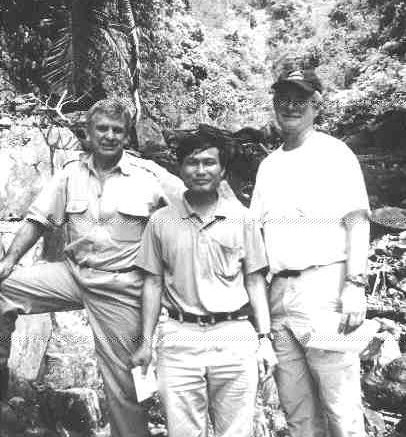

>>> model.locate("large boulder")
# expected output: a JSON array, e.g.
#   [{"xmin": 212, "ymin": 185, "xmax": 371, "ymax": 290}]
[
  {"xmin": 362, "ymin": 355, "xmax": 406, "ymax": 414},
  {"xmin": 0, "ymin": 123, "xmax": 80, "ymax": 219}
]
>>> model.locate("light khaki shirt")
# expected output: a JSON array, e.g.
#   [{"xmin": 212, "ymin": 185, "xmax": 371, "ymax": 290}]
[
  {"xmin": 135, "ymin": 194, "xmax": 268, "ymax": 314},
  {"xmin": 26, "ymin": 152, "xmax": 167, "ymax": 271}
]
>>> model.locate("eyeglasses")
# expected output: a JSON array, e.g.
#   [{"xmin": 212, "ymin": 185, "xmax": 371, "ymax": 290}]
[{"xmin": 274, "ymin": 98, "xmax": 311, "ymax": 109}]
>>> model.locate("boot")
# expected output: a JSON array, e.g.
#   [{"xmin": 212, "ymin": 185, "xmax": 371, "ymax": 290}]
[{"xmin": 0, "ymin": 365, "xmax": 9, "ymax": 401}]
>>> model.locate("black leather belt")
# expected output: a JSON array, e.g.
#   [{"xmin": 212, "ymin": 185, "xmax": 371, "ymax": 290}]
[
  {"xmin": 79, "ymin": 264, "xmax": 138, "ymax": 274},
  {"xmin": 166, "ymin": 304, "xmax": 250, "ymax": 326},
  {"xmin": 275, "ymin": 269, "xmax": 302, "ymax": 278},
  {"xmin": 113, "ymin": 266, "xmax": 138, "ymax": 273},
  {"xmin": 274, "ymin": 262, "xmax": 345, "ymax": 279}
]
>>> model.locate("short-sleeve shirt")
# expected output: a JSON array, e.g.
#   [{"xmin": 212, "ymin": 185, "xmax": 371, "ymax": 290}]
[
  {"xmin": 26, "ymin": 151, "xmax": 167, "ymax": 271},
  {"xmin": 135, "ymin": 195, "xmax": 268, "ymax": 314},
  {"xmin": 250, "ymin": 130, "xmax": 370, "ymax": 274}
]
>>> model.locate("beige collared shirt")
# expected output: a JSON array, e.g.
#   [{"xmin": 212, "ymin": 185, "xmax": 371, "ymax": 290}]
[
  {"xmin": 26, "ymin": 151, "xmax": 167, "ymax": 271},
  {"xmin": 135, "ymin": 195, "xmax": 268, "ymax": 314}
]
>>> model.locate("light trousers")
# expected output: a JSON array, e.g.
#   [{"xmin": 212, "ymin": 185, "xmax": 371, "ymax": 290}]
[
  {"xmin": 270, "ymin": 262, "xmax": 366, "ymax": 437},
  {"xmin": 156, "ymin": 318, "xmax": 259, "ymax": 437},
  {"xmin": 0, "ymin": 259, "xmax": 148, "ymax": 437}
]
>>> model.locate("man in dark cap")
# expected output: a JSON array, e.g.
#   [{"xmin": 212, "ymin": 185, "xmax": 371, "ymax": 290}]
[
  {"xmin": 251, "ymin": 69, "xmax": 370, "ymax": 437},
  {"xmin": 132, "ymin": 126, "xmax": 277, "ymax": 437}
]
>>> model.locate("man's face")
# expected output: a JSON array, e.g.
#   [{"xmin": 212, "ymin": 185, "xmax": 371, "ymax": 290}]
[
  {"xmin": 86, "ymin": 113, "xmax": 129, "ymax": 162},
  {"xmin": 273, "ymin": 86, "xmax": 318, "ymax": 135},
  {"xmin": 180, "ymin": 146, "xmax": 225, "ymax": 194}
]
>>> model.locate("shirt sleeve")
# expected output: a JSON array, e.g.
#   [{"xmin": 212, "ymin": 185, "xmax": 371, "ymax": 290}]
[
  {"xmin": 333, "ymin": 146, "xmax": 370, "ymax": 218},
  {"xmin": 25, "ymin": 169, "xmax": 68, "ymax": 227},
  {"xmin": 148, "ymin": 175, "xmax": 170, "ymax": 214},
  {"xmin": 134, "ymin": 213, "xmax": 164, "ymax": 275},
  {"xmin": 250, "ymin": 160, "xmax": 266, "ymax": 225},
  {"xmin": 242, "ymin": 212, "xmax": 269, "ymax": 275},
  {"xmin": 139, "ymin": 158, "xmax": 185, "ymax": 205}
]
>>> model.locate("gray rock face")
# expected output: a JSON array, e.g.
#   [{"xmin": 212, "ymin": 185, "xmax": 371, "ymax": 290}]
[
  {"xmin": 37, "ymin": 387, "xmax": 104, "ymax": 436},
  {"xmin": 0, "ymin": 116, "xmax": 128, "ymax": 434},
  {"xmin": 0, "ymin": 116, "xmax": 12, "ymax": 129},
  {"xmin": 9, "ymin": 315, "xmax": 52, "ymax": 382},
  {"xmin": 0, "ymin": 123, "xmax": 80, "ymax": 219}
]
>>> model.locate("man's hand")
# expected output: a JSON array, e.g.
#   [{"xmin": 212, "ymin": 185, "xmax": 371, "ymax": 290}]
[
  {"xmin": 257, "ymin": 337, "xmax": 278, "ymax": 380},
  {"xmin": 338, "ymin": 282, "xmax": 366, "ymax": 335},
  {"xmin": 0, "ymin": 259, "xmax": 15, "ymax": 283},
  {"xmin": 0, "ymin": 220, "xmax": 44, "ymax": 284},
  {"xmin": 131, "ymin": 343, "xmax": 153, "ymax": 375}
]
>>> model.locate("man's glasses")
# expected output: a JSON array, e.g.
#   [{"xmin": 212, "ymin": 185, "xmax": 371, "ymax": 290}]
[{"xmin": 274, "ymin": 98, "xmax": 311, "ymax": 109}]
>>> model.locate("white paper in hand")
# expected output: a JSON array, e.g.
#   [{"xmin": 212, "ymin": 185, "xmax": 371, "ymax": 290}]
[
  {"xmin": 131, "ymin": 366, "xmax": 158, "ymax": 402},
  {"xmin": 306, "ymin": 313, "xmax": 381, "ymax": 353}
]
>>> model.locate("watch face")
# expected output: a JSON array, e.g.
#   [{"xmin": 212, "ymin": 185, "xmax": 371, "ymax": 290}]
[{"xmin": 258, "ymin": 333, "xmax": 273, "ymax": 340}]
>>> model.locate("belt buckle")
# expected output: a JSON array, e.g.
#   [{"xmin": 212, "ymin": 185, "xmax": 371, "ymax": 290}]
[{"xmin": 197, "ymin": 316, "xmax": 208, "ymax": 327}]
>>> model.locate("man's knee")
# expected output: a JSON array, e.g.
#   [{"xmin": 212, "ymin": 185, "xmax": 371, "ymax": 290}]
[{"xmin": 0, "ymin": 276, "xmax": 21, "ymax": 328}]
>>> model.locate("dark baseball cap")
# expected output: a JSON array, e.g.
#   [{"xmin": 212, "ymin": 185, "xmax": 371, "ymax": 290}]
[{"xmin": 272, "ymin": 69, "xmax": 323, "ymax": 95}]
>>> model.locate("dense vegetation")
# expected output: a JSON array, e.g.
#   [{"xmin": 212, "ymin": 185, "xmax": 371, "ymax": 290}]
[
  {"xmin": 2, "ymin": 0, "xmax": 405, "ymax": 130},
  {"xmin": 1, "ymin": 0, "xmax": 406, "ymax": 205}
]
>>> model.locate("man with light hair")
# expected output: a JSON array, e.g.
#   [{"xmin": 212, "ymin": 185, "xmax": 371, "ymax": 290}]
[
  {"xmin": 0, "ymin": 98, "xmax": 183, "ymax": 437},
  {"xmin": 251, "ymin": 69, "xmax": 370, "ymax": 437}
]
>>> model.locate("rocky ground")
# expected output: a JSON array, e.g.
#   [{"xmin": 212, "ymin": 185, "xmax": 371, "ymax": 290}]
[
  {"xmin": 362, "ymin": 223, "xmax": 406, "ymax": 437},
  {"xmin": 2, "ymin": 96, "xmax": 406, "ymax": 436},
  {"xmin": 3, "ymin": 227, "xmax": 406, "ymax": 437},
  {"xmin": 0, "ymin": 98, "xmax": 287, "ymax": 436}
]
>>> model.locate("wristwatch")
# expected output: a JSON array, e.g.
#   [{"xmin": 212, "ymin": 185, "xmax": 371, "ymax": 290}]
[
  {"xmin": 258, "ymin": 332, "xmax": 274, "ymax": 341},
  {"xmin": 345, "ymin": 274, "xmax": 368, "ymax": 288}
]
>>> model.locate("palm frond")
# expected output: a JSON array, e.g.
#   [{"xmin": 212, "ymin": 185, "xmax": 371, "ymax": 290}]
[
  {"xmin": 44, "ymin": 0, "xmax": 114, "ymax": 97},
  {"xmin": 44, "ymin": 0, "xmax": 142, "ymax": 108},
  {"xmin": 99, "ymin": 27, "xmax": 132, "ymax": 78}
]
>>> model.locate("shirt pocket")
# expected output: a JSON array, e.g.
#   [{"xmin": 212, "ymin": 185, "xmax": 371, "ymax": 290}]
[
  {"xmin": 65, "ymin": 200, "xmax": 90, "ymax": 239},
  {"xmin": 111, "ymin": 204, "xmax": 150, "ymax": 242},
  {"xmin": 66, "ymin": 200, "xmax": 88, "ymax": 214},
  {"xmin": 209, "ymin": 236, "xmax": 244, "ymax": 281}
]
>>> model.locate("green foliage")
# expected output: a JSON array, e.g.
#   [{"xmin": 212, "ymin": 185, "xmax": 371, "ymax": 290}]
[
  {"xmin": 140, "ymin": 0, "xmax": 274, "ymax": 130},
  {"xmin": 0, "ymin": 0, "xmax": 165, "ymax": 101},
  {"xmin": 307, "ymin": 0, "xmax": 406, "ymax": 144},
  {"xmin": 368, "ymin": 0, "xmax": 406, "ymax": 49},
  {"xmin": 2, "ymin": 0, "xmax": 406, "ymax": 207},
  {"xmin": 266, "ymin": 0, "xmax": 314, "ymax": 43},
  {"xmin": 0, "ymin": 0, "xmax": 59, "ymax": 93}
]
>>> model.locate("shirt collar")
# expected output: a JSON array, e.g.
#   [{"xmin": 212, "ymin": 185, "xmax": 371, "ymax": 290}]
[
  {"xmin": 81, "ymin": 151, "xmax": 131, "ymax": 176},
  {"xmin": 179, "ymin": 192, "xmax": 230, "ymax": 219}
]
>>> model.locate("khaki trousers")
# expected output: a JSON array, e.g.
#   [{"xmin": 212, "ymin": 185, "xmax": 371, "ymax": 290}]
[
  {"xmin": 269, "ymin": 263, "xmax": 366, "ymax": 437},
  {"xmin": 156, "ymin": 318, "xmax": 259, "ymax": 437},
  {"xmin": 0, "ymin": 259, "xmax": 148, "ymax": 437}
]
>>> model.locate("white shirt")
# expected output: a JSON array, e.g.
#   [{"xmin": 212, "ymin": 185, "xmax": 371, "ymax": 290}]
[{"xmin": 250, "ymin": 130, "xmax": 369, "ymax": 273}]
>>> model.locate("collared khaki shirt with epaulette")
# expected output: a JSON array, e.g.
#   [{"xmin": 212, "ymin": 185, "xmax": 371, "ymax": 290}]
[
  {"xmin": 26, "ymin": 151, "xmax": 167, "ymax": 271},
  {"xmin": 135, "ymin": 195, "xmax": 268, "ymax": 315}
]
